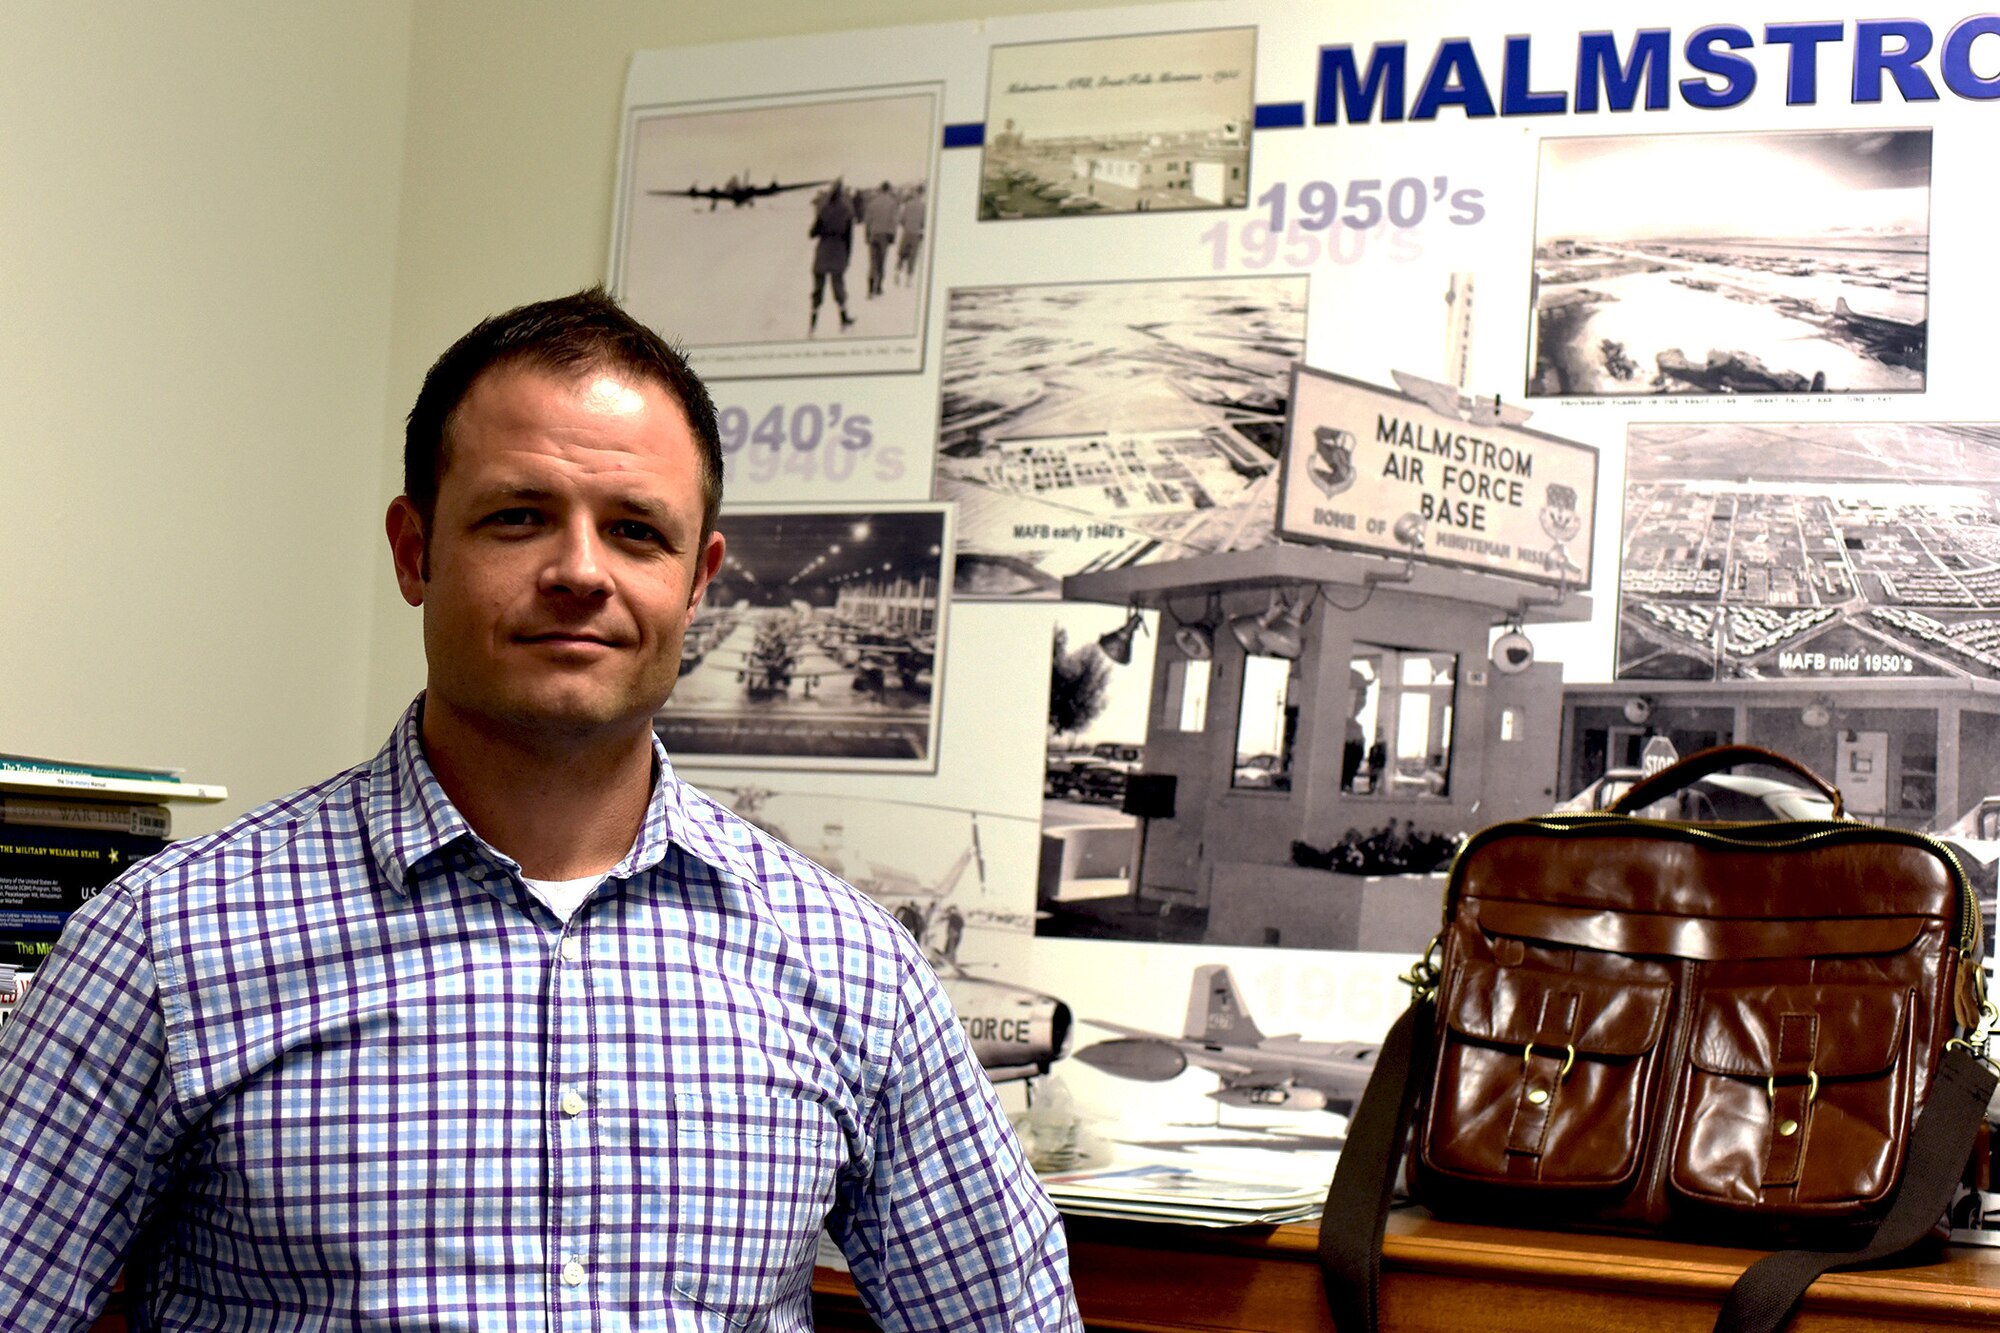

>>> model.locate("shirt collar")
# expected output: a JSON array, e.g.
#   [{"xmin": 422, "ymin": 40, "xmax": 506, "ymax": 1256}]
[{"xmin": 364, "ymin": 695, "xmax": 732, "ymax": 895}]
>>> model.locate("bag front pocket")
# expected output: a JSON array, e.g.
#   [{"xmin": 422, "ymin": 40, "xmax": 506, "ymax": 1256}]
[
  {"xmin": 1671, "ymin": 982, "xmax": 1913, "ymax": 1214},
  {"xmin": 1421, "ymin": 959, "xmax": 1671, "ymax": 1189}
]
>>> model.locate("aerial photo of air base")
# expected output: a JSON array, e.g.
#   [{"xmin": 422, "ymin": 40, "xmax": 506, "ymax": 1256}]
[
  {"xmin": 934, "ymin": 274, "xmax": 1307, "ymax": 597},
  {"xmin": 1528, "ymin": 129, "xmax": 1929, "ymax": 396},
  {"xmin": 1619, "ymin": 423, "xmax": 2000, "ymax": 681}
]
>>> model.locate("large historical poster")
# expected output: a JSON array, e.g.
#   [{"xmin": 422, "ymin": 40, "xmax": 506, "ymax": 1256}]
[{"xmin": 617, "ymin": 2, "xmax": 1999, "ymax": 1197}]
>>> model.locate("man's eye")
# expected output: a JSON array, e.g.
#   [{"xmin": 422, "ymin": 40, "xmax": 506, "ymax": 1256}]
[
  {"xmin": 611, "ymin": 521, "xmax": 665, "ymax": 545},
  {"xmin": 490, "ymin": 508, "xmax": 542, "ymax": 527}
]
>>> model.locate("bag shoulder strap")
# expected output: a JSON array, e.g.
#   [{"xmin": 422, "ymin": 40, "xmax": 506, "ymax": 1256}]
[
  {"xmin": 1713, "ymin": 1046, "xmax": 1997, "ymax": 1333},
  {"xmin": 1318, "ymin": 995, "xmax": 1432, "ymax": 1332}
]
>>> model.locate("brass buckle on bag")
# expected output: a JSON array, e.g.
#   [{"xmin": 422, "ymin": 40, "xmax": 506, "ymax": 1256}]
[
  {"xmin": 1400, "ymin": 936, "xmax": 1442, "ymax": 1003},
  {"xmin": 1947, "ymin": 1000, "xmax": 2000, "ymax": 1068},
  {"xmin": 1523, "ymin": 1042, "xmax": 1576, "ymax": 1080},
  {"xmin": 1765, "ymin": 1069, "xmax": 1819, "ymax": 1106},
  {"xmin": 1766, "ymin": 1069, "xmax": 1818, "ymax": 1139}
]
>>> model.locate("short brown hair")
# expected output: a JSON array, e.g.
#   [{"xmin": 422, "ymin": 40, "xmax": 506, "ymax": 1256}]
[{"xmin": 403, "ymin": 287, "xmax": 723, "ymax": 539}]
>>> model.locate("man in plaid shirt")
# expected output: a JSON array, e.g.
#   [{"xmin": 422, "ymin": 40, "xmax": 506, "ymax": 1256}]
[{"xmin": 0, "ymin": 290, "xmax": 1081, "ymax": 1331}]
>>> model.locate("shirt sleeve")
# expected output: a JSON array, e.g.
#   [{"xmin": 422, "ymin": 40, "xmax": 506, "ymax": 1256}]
[
  {"xmin": 827, "ymin": 959, "xmax": 1082, "ymax": 1332},
  {"xmin": 0, "ymin": 888, "xmax": 182, "ymax": 1332}
]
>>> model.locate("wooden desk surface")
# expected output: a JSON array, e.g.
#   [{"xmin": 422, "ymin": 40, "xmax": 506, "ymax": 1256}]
[
  {"xmin": 814, "ymin": 1210, "xmax": 2000, "ymax": 1332},
  {"xmin": 83, "ymin": 1212, "xmax": 2000, "ymax": 1331}
]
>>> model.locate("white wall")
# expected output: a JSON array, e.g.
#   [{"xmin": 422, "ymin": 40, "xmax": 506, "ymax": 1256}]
[{"xmin": 0, "ymin": 3, "xmax": 414, "ymax": 836}]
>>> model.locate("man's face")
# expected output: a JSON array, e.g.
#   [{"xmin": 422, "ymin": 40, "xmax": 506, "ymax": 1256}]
[{"xmin": 386, "ymin": 364, "xmax": 725, "ymax": 750}]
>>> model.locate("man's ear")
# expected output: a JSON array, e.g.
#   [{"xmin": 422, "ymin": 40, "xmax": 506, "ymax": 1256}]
[
  {"xmin": 688, "ymin": 530, "xmax": 726, "ymax": 612},
  {"xmin": 386, "ymin": 497, "xmax": 428, "ymax": 607}
]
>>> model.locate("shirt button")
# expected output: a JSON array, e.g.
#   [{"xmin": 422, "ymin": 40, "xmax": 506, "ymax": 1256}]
[
  {"xmin": 561, "ymin": 1259, "xmax": 586, "ymax": 1287},
  {"xmin": 560, "ymin": 938, "xmax": 582, "ymax": 962},
  {"xmin": 560, "ymin": 1089, "xmax": 586, "ymax": 1117}
]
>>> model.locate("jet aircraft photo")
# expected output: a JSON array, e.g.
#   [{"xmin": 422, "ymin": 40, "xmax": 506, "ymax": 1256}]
[{"xmin": 1076, "ymin": 965, "xmax": 1377, "ymax": 1116}]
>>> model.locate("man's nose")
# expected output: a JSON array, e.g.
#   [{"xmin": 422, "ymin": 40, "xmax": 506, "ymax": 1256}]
[{"xmin": 541, "ymin": 521, "xmax": 612, "ymax": 598}]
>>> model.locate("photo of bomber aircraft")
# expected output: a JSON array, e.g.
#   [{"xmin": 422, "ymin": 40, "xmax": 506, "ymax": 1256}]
[
  {"xmin": 1075, "ymin": 965, "xmax": 1378, "ymax": 1116},
  {"xmin": 649, "ymin": 173, "xmax": 830, "ymax": 209},
  {"xmin": 1832, "ymin": 297, "xmax": 1926, "ymax": 364}
]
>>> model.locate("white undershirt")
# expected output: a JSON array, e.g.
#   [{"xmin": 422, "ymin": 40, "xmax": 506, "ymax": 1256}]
[{"xmin": 521, "ymin": 873, "xmax": 603, "ymax": 924}]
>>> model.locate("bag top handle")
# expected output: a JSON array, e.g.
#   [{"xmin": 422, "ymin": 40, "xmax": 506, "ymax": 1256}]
[{"xmin": 1607, "ymin": 744, "xmax": 1845, "ymax": 819}]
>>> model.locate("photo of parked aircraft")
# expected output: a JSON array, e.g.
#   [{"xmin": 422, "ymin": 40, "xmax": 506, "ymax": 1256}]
[
  {"xmin": 695, "ymin": 605, "xmax": 846, "ymax": 700},
  {"xmin": 1527, "ymin": 129, "xmax": 1929, "ymax": 396},
  {"xmin": 649, "ymin": 172, "xmax": 830, "ymax": 209},
  {"xmin": 833, "ymin": 626, "xmax": 937, "ymax": 696},
  {"xmin": 687, "ymin": 602, "xmax": 940, "ymax": 702},
  {"xmin": 1075, "ymin": 965, "xmax": 1377, "ymax": 1116},
  {"xmin": 1831, "ymin": 297, "xmax": 1926, "ymax": 364},
  {"xmin": 657, "ymin": 503, "xmax": 951, "ymax": 768},
  {"xmin": 675, "ymin": 604, "xmax": 741, "ymax": 676}
]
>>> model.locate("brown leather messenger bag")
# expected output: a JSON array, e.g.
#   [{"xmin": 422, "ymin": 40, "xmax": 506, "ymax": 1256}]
[{"xmin": 1319, "ymin": 745, "xmax": 1999, "ymax": 1333}]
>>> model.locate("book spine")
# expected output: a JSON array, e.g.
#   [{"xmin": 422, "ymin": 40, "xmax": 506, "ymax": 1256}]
[
  {"xmin": 0, "ymin": 826, "xmax": 170, "ymax": 941},
  {"xmin": 0, "ymin": 755, "xmax": 181, "ymax": 782},
  {"xmin": 0, "ymin": 769, "xmax": 226, "ymax": 803},
  {"xmin": 0, "ymin": 968, "xmax": 26, "ymax": 1036},
  {"xmin": 0, "ymin": 939, "xmax": 55, "ymax": 970},
  {"xmin": 0, "ymin": 796, "xmax": 170, "ymax": 839}
]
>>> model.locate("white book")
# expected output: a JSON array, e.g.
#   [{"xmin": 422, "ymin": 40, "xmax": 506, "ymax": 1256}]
[{"xmin": 0, "ymin": 768, "xmax": 224, "ymax": 804}]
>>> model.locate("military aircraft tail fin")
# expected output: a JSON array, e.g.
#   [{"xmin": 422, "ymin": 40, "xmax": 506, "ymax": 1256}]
[
  {"xmin": 938, "ymin": 842, "xmax": 977, "ymax": 897},
  {"xmin": 1835, "ymin": 297, "xmax": 1853, "ymax": 318},
  {"xmin": 1182, "ymin": 965, "xmax": 1264, "ymax": 1044}
]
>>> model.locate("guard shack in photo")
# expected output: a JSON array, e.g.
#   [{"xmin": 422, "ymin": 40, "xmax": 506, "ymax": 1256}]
[{"xmin": 1061, "ymin": 544, "xmax": 1590, "ymax": 953}]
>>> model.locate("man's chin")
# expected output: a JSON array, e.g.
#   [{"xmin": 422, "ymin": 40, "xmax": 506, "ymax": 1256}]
[{"xmin": 485, "ymin": 692, "xmax": 666, "ymax": 746}]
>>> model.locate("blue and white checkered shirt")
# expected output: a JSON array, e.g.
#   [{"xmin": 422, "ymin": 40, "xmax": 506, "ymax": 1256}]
[{"xmin": 0, "ymin": 699, "xmax": 1080, "ymax": 1331}]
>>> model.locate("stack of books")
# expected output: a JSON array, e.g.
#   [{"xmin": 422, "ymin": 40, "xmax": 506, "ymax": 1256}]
[
  {"xmin": 0, "ymin": 752, "xmax": 225, "ymax": 1024},
  {"xmin": 1039, "ymin": 1163, "xmax": 1326, "ymax": 1228}
]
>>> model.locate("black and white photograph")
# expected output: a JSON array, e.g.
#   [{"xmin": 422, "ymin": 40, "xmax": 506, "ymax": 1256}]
[
  {"xmin": 979, "ymin": 26, "xmax": 1255, "ymax": 220},
  {"xmin": 613, "ymin": 85, "xmax": 939, "ymax": 379},
  {"xmin": 655, "ymin": 503, "xmax": 952, "ymax": 770},
  {"xmin": 1072, "ymin": 963, "xmax": 1376, "ymax": 1130},
  {"xmin": 1035, "ymin": 545, "xmax": 1552, "ymax": 954},
  {"xmin": 1619, "ymin": 421, "xmax": 2000, "ymax": 681},
  {"xmin": 1527, "ymin": 129, "xmax": 1930, "ymax": 397},
  {"xmin": 1004, "ymin": 957, "xmax": 1396, "ymax": 1189},
  {"xmin": 935, "ymin": 274, "xmax": 1308, "ymax": 598},
  {"xmin": 684, "ymin": 784, "xmax": 1067, "ymax": 1089},
  {"xmin": 1040, "ymin": 604, "xmax": 1157, "ymax": 933},
  {"xmin": 1030, "ymin": 961, "xmax": 1365, "ymax": 1189}
]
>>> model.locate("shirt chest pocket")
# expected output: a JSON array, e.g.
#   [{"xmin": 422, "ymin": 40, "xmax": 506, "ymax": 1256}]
[{"xmin": 664, "ymin": 1092, "xmax": 846, "ymax": 1328}]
